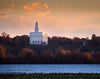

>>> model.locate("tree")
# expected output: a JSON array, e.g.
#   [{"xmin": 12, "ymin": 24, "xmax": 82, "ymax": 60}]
[
  {"xmin": 19, "ymin": 48, "xmax": 37, "ymax": 63},
  {"xmin": 0, "ymin": 45, "xmax": 6, "ymax": 58},
  {"xmin": 91, "ymin": 34, "xmax": 100, "ymax": 46},
  {"xmin": 40, "ymin": 49, "xmax": 55, "ymax": 64},
  {"xmin": 92, "ymin": 51, "xmax": 100, "ymax": 64},
  {"xmin": 92, "ymin": 34, "xmax": 96, "ymax": 40},
  {"xmin": 13, "ymin": 35, "xmax": 29, "ymax": 46},
  {"xmin": 19, "ymin": 48, "xmax": 37, "ymax": 57},
  {"xmin": 55, "ymin": 49, "xmax": 66, "ymax": 55}
]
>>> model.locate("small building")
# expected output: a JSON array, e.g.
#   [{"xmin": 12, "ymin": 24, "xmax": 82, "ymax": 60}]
[
  {"xmin": 30, "ymin": 22, "xmax": 48, "ymax": 45},
  {"xmin": 82, "ymin": 41, "xmax": 87, "ymax": 46}
]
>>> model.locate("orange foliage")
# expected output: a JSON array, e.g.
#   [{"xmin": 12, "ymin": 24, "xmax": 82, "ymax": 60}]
[
  {"xmin": 55, "ymin": 49, "xmax": 66, "ymax": 55},
  {"xmin": 91, "ymin": 51, "xmax": 94, "ymax": 54},
  {"xmin": 19, "ymin": 48, "xmax": 37, "ymax": 57},
  {"xmin": 84, "ymin": 52, "xmax": 92, "ymax": 61},
  {"xmin": 0, "ymin": 45, "xmax": 6, "ymax": 58},
  {"xmin": 74, "ymin": 48, "xmax": 80, "ymax": 54},
  {"xmin": 65, "ymin": 50, "xmax": 72, "ymax": 55},
  {"xmin": 41, "ymin": 49, "xmax": 55, "ymax": 58}
]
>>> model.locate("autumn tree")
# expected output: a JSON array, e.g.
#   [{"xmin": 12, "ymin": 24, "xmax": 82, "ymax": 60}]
[
  {"xmin": 19, "ymin": 48, "xmax": 37, "ymax": 63},
  {"xmin": 92, "ymin": 51, "xmax": 100, "ymax": 63},
  {"xmin": 0, "ymin": 45, "xmax": 6, "ymax": 58},
  {"xmin": 54, "ymin": 49, "xmax": 67, "ymax": 64},
  {"xmin": 55, "ymin": 49, "xmax": 66, "ymax": 55},
  {"xmin": 40, "ymin": 49, "xmax": 55, "ymax": 64}
]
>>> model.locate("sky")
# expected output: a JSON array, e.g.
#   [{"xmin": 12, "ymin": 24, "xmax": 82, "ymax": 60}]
[{"xmin": 0, "ymin": 0, "xmax": 100, "ymax": 38}]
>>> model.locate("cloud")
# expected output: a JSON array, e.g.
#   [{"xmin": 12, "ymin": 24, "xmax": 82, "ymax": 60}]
[
  {"xmin": 42, "ymin": 3, "xmax": 48, "ymax": 8},
  {"xmin": 25, "ymin": 12, "xmax": 33, "ymax": 15},
  {"xmin": 0, "ymin": 14, "xmax": 9, "ymax": 21},
  {"xmin": 23, "ymin": 3, "xmax": 29, "ymax": 9},
  {"xmin": 32, "ymin": 2, "xmax": 40, "ymax": 8},
  {"xmin": 4, "ymin": 15, "xmax": 9, "ymax": 19},
  {"xmin": 0, "ymin": 9, "xmax": 14, "ymax": 20},
  {"xmin": 11, "ymin": 4, "xmax": 15, "ymax": 7},
  {"xmin": 37, "ymin": 10, "xmax": 50, "ymax": 17},
  {"xmin": 0, "ymin": 9, "xmax": 14, "ymax": 19},
  {"xmin": 7, "ymin": 9, "xmax": 14, "ymax": 11},
  {"xmin": 0, "ymin": 12, "xmax": 9, "ymax": 16},
  {"xmin": 22, "ymin": 3, "xmax": 33, "ymax": 10},
  {"xmin": 22, "ymin": 2, "xmax": 48, "ymax": 10},
  {"xmin": 32, "ymin": 2, "xmax": 48, "ymax": 8},
  {"xmin": 20, "ymin": 16, "xmax": 24, "ymax": 20},
  {"xmin": 35, "ymin": 12, "xmax": 100, "ymax": 38},
  {"xmin": 0, "ymin": 8, "xmax": 3, "ymax": 10},
  {"xmin": 0, "ymin": 8, "xmax": 14, "ymax": 11},
  {"xmin": 0, "ymin": 14, "xmax": 8, "ymax": 16},
  {"xmin": 27, "ymin": 7, "xmax": 33, "ymax": 10}
]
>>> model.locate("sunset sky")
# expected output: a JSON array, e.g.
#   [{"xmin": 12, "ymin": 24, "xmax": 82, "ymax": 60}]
[{"xmin": 0, "ymin": 0, "xmax": 100, "ymax": 38}]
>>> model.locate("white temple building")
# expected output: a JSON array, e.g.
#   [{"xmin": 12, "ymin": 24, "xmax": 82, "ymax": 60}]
[{"xmin": 30, "ymin": 22, "xmax": 48, "ymax": 45}]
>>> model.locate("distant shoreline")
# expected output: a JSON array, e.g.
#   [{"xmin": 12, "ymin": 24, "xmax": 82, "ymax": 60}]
[
  {"xmin": 0, "ymin": 73, "xmax": 100, "ymax": 79},
  {"xmin": 0, "ymin": 63, "xmax": 100, "ymax": 64}
]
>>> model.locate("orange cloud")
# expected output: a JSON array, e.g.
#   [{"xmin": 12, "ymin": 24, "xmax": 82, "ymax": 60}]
[
  {"xmin": 0, "ymin": 14, "xmax": 9, "ymax": 21},
  {"xmin": 22, "ymin": 3, "xmax": 33, "ymax": 10},
  {"xmin": 32, "ymin": 2, "xmax": 40, "ymax": 8},
  {"xmin": 35, "ymin": 12, "xmax": 100, "ymax": 38},
  {"xmin": 22, "ymin": 2, "xmax": 48, "ymax": 9},
  {"xmin": 32, "ymin": 2, "xmax": 48, "ymax": 8},
  {"xmin": 25, "ymin": 12, "xmax": 33, "ymax": 15},
  {"xmin": 0, "ymin": 12, "xmax": 9, "ymax": 16},
  {"xmin": 20, "ymin": 16, "xmax": 24, "ymax": 20},
  {"xmin": 11, "ymin": 4, "xmax": 15, "ymax": 7},
  {"xmin": 3, "ymin": 15, "xmax": 9, "ymax": 19},
  {"xmin": 7, "ymin": 9, "xmax": 14, "ymax": 11},
  {"xmin": 42, "ymin": 3, "xmax": 48, "ymax": 8},
  {"xmin": 27, "ymin": 7, "xmax": 33, "ymax": 10},
  {"xmin": 37, "ymin": 10, "xmax": 50, "ymax": 17},
  {"xmin": 0, "ymin": 8, "xmax": 14, "ymax": 11},
  {"xmin": 0, "ymin": 13, "xmax": 8, "ymax": 16},
  {"xmin": 23, "ymin": 3, "xmax": 29, "ymax": 9}
]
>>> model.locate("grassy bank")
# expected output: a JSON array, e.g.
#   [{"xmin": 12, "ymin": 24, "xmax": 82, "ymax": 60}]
[{"xmin": 0, "ymin": 73, "xmax": 100, "ymax": 79}]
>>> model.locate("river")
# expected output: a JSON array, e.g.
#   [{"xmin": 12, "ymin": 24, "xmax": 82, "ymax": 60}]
[{"xmin": 0, "ymin": 64, "xmax": 100, "ymax": 73}]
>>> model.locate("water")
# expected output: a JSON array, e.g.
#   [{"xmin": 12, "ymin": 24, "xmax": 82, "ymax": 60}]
[{"xmin": 0, "ymin": 64, "xmax": 100, "ymax": 73}]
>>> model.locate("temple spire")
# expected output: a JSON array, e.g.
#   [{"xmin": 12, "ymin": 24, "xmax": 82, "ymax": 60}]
[{"xmin": 35, "ymin": 21, "xmax": 39, "ymax": 32}]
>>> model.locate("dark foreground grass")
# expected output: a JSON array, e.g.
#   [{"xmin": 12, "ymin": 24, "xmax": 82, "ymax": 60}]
[{"xmin": 0, "ymin": 73, "xmax": 100, "ymax": 79}]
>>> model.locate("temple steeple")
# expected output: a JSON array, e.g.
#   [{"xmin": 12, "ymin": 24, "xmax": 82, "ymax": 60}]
[
  {"xmin": 30, "ymin": 21, "xmax": 48, "ymax": 45},
  {"xmin": 35, "ymin": 22, "xmax": 39, "ymax": 32}
]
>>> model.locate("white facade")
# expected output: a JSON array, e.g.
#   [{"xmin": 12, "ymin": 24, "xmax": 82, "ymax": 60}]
[{"xmin": 30, "ymin": 22, "xmax": 48, "ymax": 45}]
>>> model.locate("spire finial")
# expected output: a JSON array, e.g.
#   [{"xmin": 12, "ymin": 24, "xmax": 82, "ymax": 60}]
[{"xmin": 35, "ymin": 21, "xmax": 39, "ymax": 32}]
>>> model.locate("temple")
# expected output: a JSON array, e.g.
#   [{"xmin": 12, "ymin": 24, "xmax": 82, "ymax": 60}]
[{"xmin": 30, "ymin": 22, "xmax": 48, "ymax": 45}]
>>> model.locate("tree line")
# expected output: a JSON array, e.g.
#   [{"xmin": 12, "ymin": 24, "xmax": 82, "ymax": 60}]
[{"xmin": 0, "ymin": 32, "xmax": 100, "ymax": 64}]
